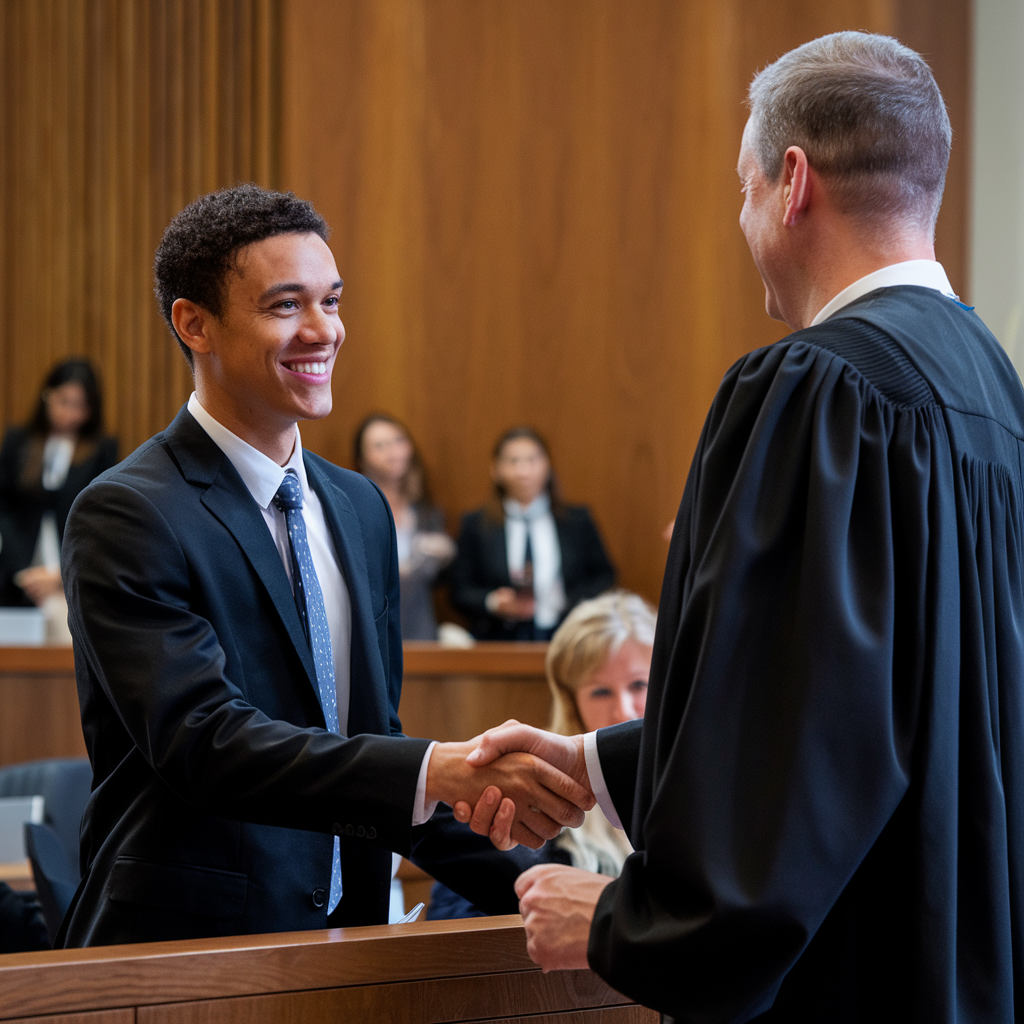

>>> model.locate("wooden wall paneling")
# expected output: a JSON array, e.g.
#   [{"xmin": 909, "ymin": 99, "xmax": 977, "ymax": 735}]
[
  {"xmin": 280, "ymin": 0, "xmax": 969, "ymax": 606},
  {"xmin": 4, "ymin": 1013, "xmax": 134, "ymax": 1024},
  {"xmin": 0, "ymin": 0, "xmax": 281, "ymax": 458}
]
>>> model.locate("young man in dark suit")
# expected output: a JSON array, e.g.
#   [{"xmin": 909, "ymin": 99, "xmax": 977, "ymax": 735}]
[
  {"xmin": 463, "ymin": 32, "xmax": 1024, "ymax": 1022},
  {"xmin": 58, "ymin": 185, "xmax": 590, "ymax": 947}
]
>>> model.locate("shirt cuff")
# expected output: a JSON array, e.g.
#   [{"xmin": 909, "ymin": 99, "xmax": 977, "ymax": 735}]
[
  {"xmin": 584, "ymin": 730, "xmax": 623, "ymax": 830},
  {"xmin": 413, "ymin": 740, "xmax": 439, "ymax": 825}
]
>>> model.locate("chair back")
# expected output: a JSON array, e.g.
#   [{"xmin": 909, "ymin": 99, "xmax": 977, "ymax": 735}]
[{"xmin": 23, "ymin": 821, "xmax": 78, "ymax": 946}]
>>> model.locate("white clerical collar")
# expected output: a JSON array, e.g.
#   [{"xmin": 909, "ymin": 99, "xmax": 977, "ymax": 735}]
[
  {"xmin": 503, "ymin": 493, "xmax": 551, "ymax": 521},
  {"xmin": 187, "ymin": 392, "xmax": 309, "ymax": 510},
  {"xmin": 810, "ymin": 260, "xmax": 958, "ymax": 327}
]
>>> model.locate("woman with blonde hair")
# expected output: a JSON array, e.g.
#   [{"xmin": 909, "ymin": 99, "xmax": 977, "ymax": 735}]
[{"xmin": 427, "ymin": 590, "xmax": 655, "ymax": 916}]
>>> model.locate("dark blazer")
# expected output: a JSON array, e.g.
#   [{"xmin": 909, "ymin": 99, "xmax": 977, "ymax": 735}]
[
  {"xmin": 0, "ymin": 426, "xmax": 118, "ymax": 606},
  {"xmin": 451, "ymin": 504, "xmax": 616, "ymax": 639},
  {"xmin": 58, "ymin": 406, "xmax": 529, "ymax": 948}
]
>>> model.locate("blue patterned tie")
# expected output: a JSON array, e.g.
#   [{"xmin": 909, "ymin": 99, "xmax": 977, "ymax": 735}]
[{"xmin": 273, "ymin": 470, "xmax": 343, "ymax": 915}]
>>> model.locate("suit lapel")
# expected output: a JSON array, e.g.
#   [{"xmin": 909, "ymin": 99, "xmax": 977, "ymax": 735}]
[
  {"xmin": 164, "ymin": 408, "xmax": 319, "ymax": 699},
  {"xmin": 305, "ymin": 457, "xmax": 390, "ymax": 737}
]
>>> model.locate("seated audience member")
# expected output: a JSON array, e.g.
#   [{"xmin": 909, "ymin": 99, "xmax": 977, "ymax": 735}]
[
  {"xmin": 451, "ymin": 427, "xmax": 615, "ymax": 640},
  {"xmin": 353, "ymin": 414, "xmax": 455, "ymax": 640},
  {"xmin": 0, "ymin": 359, "xmax": 118, "ymax": 610},
  {"xmin": 428, "ymin": 590, "xmax": 654, "ymax": 918}
]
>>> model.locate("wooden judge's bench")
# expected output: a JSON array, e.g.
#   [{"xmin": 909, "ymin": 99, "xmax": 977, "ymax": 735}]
[
  {"xmin": 0, "ymin": 644, "xmax": 661, "ymax": 1021},
  {"xmin": 0, "ymin": 916, "xmax": 656, "ymax": 1023}
]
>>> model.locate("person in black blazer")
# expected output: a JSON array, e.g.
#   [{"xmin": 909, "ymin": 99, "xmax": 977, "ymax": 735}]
[
  {"xmin": 0, "ymin": 359, "xmax": 117, "ymax": 607},
  {"xmin": 451, "ymin": 427, "xmax": 615, "ymax": 640},
  {"xmin": 57, "ymin": 186, "xmax": 588, "ymax": 947}
]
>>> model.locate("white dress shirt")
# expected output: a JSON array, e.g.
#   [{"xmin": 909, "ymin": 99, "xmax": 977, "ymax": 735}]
[
  {"xmin": 503, "ymin": 494, "xmax": 567, "ymax": 629},
  {"xmin": 187, "ymin": 395, "xmax": 436, "ymax": 842},
  {"xmin": 585, "ymin": 260, "xmax": 959, "ymax": 831}
]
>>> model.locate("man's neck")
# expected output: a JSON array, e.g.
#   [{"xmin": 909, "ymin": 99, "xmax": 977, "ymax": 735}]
[
  {"xmin": 784, "ymin": 219, "xmax": 936, "ymax": 331},
  {"xmin": 193, "ymin": 386, "xmax": 297, "ymax": 466}
]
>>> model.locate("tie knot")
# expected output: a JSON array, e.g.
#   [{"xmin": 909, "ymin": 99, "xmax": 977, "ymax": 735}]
[{"xmin": 273, "ymin": 471, "xmax": 303, "ymax": 512}]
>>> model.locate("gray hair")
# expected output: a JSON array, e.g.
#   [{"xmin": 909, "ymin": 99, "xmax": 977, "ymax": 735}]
[{"xmin": 747, "ymin": 32, "xmax": 951, "ymax": 230}]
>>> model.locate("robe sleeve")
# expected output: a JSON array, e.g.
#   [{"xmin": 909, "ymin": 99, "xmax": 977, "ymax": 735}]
[{"xmin": 588, "ymin": 336, "xmax": 940, "ymax": 1021}]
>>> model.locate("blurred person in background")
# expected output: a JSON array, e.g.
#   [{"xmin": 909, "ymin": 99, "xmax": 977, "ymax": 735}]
[
  {"xmin": 429, "ymin": 590, "xmax": 654, "ymax": 917},
  {"xmin": 353, "ymin": 414, "xmax": 455, "ymax": 640},
  {"xmin": 0, "ymin": 358, "xmax": 118, "ymax": 618},
  {"xmin": 451, "ymin": 427, "xmax": 615, "ymax": 640}
]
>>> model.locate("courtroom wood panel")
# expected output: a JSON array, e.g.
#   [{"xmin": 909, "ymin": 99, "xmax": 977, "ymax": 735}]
[
  {"xmin": 0, "ymin": 917, "xmax": 638, "ymax": 1021},
  {"xmin": 399, "ymin": 642, "xmax": 551, "ymax": 740},
  {"xmin": 281, "ymin": 0, "xmax": 971, "ymax": 609},
  {"xmin": 5, "ymin": 1014, "xmax": 133, "ymax": 1024},
  {"xmin": 137, "ymin": 968, "xmax": 631, "ymax": 1024},
  {"xmin": 0, "ymin": 0, "xmax": 278, "ymax": 456},
  {"xmin": 0, "ymin": 674, "xmax": 86, "ymax": 765},
  {"xmin": 4, "ymin": 1013, "xmax": 133, "ymax": 1024}
]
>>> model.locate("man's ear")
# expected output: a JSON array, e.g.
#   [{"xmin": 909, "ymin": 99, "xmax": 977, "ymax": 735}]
[
  {"xmin": 781, "ymin": 146, "xmax": 811, "ymax": 227},
  {"xmin": 171, "ymin": 297, "xmax": 215, "ymax": 357}
]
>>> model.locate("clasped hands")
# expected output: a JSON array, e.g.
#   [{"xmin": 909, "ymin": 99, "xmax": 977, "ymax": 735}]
[{"xmin": 425, "ymin": 720, "xmax": 613, "ymax": 971}]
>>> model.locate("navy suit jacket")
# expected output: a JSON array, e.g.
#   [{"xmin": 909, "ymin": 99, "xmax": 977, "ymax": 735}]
[{"xmin": 58, "ymin": 407, "xmax": 527, "ymax": 947}]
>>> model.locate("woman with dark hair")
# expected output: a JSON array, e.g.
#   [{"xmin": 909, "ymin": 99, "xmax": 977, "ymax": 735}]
[
  {"xmin": 353, "ymin": 414, "xmax": 455, "ymax": 640},
  {"xmin": 450, "ymin": 426, "xmax": 615, "ymax": 640},
  {"xmin": 0, "ymin": 358, "xmax": 118, "ymax": 609}
]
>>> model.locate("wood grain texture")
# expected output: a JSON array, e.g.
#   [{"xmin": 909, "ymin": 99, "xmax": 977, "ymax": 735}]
[
  {"xmin": 0, "ymin": 917, "xmax": 546, "ymax": 1020},
  {"xmin": 0, "ymin": 674, "xmax": 86, "ymax": 766},
  {"xmin": 137, "ymin": 968, "xmax": 630, "ymax": 1024},
  {"xmin": 0, "ymin": 0, "xmax": 279, "ymax": 459},
  {"xmin": 0, "ymin": 1, "xmax": 969, "ymax": 608},
  {"xmin": 280, "ymin": 0, "xmax": 971, "ymax": 607},
  {"xmin": 3, "ymin": 1013, "xmax": 133, "ymax": 1024}
]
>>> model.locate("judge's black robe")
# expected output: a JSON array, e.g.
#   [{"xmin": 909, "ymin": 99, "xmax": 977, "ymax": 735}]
[{"xmin": 588, "ymin": 286, "xmax": 1024, "ymax": 1022}]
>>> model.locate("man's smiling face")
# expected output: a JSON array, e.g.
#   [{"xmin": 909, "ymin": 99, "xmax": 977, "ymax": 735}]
[{"xmin": 198, "ymin": 231, "xmax": 345, "ymax": 446}]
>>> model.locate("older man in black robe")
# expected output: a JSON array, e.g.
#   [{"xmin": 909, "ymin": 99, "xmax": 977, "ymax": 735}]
[{"xmin": 461, "ymin": 30, "xmax": 1024, "ymax": 1023}]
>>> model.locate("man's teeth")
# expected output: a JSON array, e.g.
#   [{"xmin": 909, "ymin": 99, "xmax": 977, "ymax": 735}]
[{"xmin": 286, "ymin": 362, "xmax": 327, "ymax": 374}]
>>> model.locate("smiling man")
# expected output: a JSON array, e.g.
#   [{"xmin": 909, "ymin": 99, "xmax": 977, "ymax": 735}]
[{"xmin": 56, "ymin": 185, "xmax": 590, "ymax": 946}]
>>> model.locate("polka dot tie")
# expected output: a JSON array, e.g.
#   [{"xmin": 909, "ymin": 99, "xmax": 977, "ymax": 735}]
[{"xmin": 273, "ymin": 470, "xmax": 342, "ymax": 915}]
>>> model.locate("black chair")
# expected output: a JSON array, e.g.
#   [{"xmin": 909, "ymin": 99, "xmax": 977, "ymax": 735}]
[
  {"xmin": 23, "ymin": 822, "xmax": 78, "ymax": 945},
  {"xmin": 0, "ymin": 758, "xmax": 91, "ymax": 866}
]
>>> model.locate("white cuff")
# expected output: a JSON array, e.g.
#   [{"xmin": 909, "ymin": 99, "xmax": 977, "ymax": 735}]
[
  {"xmin": 583, "ymin": 730, "xmax": 623, "ymax": 830},
  {"xmin": 412, "ymin": 740, "xmax": 439, "ymax": 825}
]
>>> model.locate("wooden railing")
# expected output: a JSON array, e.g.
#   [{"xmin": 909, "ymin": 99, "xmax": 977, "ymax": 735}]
[
  {"xmin": 0, "ymin": 642, "xmax": 552, "ymax": 767},
  {"xmin": 0, "ymin": 915, "xmax": 656, "ymax": 1023}
]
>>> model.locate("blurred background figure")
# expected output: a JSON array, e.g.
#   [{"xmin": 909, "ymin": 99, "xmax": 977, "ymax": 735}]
[
  {"xmin": 451, "ymin": 426, "xmax": 615, "ymax": 640},
  {"xmin": 0, "ymin": 359, "xmax": 117, "ymax": 632},
  {"xmin": 428, "ymin": 589, "xmax": 655, "ymax": 917},
  {"xmin": 354, "ymin": 414, "xmax": 456, "ymax": 640}
]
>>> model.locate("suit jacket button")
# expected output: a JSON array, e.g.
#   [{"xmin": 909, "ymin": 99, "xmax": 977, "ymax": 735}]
[
  {"xmin": 345, "ymin": 824, "xmax": 355, "ymax": 836},
  {"xmin": 367, "ymin": 827, "xmax": 377, "ymax": 840},
  {"xmin": 311, "ymin": 888, "xmax": 327, "ymax": 909},
  {"xmin": 356, "ymin": 825, "xmax": 366, "ymax": 838}
]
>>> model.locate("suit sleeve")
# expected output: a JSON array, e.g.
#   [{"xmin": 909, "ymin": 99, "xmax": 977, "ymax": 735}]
[
  {"xmin": 63, "ymin": 478, "xmax": 429, "ymax": 855},
  {"xmin": 563, "ymin": 507, "xmax": 616, "ymax": 608},
  {"xmin": 587, "ymin": 340, "xmax": 930, "ymax": 1020},
  {"xmin": 450, "ymin": 512, "xmax": 496, "ymax": 615}
]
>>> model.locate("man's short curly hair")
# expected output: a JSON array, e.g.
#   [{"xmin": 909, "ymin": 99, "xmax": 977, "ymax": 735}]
[{"xmin": 153, "ymin": 184, "xmax": 330, "ymax": 367}]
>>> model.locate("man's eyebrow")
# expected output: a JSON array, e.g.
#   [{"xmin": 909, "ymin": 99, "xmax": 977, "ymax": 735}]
[{"xmin": 258, "ymin": 279, "xmax": 344, "ymax": 302}]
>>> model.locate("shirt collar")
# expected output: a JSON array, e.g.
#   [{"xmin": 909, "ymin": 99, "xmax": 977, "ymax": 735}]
[
  {"xmin": 503, "ymin": 493, "xmax": 551, "ymax": 521},
  {"xmin": 187, "ymin": 392, "xmax": 309, "ymax": 509},
  {"xmin": 810, "ymin": 260, "xmax": 958, "ymax": 327}
]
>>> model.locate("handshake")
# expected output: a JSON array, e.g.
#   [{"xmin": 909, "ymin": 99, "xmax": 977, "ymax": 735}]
[{"xmin": 425, "ymin": 721, "xmax": 593, "ymax": 850}]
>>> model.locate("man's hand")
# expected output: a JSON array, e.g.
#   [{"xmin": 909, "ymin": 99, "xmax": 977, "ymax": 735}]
[
  {"xmin": 426, "ymin": 738, "xmax": 593, "ymax": 849},
  {"xmin": 452, "ymin": 721, "xmax": 592, "ymax": 847},
  {"xmin": 515, "ymin": 863, "xmax": 612, "ymax": 971}
]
